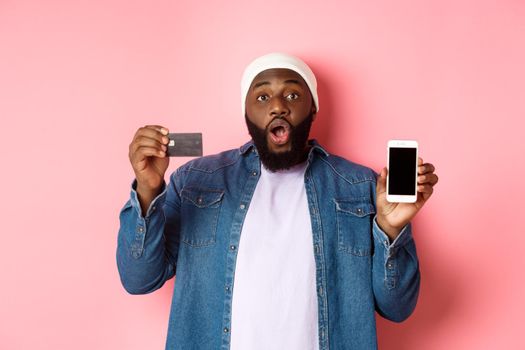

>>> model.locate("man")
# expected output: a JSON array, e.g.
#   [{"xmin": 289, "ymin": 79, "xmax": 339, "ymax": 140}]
[{"xmin": 117, "ymin": 53, "xmax": 438, "ymax": 349}]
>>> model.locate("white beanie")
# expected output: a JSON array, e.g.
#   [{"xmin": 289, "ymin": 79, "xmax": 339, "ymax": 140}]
[{"xmin": 241, "ymin": 52, "xmax": 319, "ymax": 116}]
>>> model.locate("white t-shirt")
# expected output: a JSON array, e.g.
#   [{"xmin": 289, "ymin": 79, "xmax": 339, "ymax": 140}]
[{"xmin": 230, "ymin": 161, "xmax": 319, "ymax": 350}]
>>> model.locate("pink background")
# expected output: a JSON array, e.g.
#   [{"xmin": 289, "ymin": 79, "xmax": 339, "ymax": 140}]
[{"xmin": 1, "ymin": 0, "xmax": 524, "ymax": 349}]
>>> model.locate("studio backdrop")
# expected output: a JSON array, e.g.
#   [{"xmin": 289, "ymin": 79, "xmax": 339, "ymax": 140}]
[{"xmin": 0, "ymin": 0, "xmax": 523, "ymax": 349}]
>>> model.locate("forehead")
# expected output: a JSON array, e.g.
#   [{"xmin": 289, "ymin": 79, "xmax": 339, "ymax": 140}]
[{"xmin": 250, "ymin": 68, "xmax": 308, "ymax": 88}]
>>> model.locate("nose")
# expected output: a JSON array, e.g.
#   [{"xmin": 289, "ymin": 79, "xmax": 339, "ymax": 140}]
[{"xmin": 269, "ymin": 96, "xmax": 290, "ymax": 118}]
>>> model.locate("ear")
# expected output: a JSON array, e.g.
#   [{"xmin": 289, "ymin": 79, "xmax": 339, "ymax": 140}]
[{"xmin": 311, "ymin": 105, "xmax": 317, "ymax": 121}]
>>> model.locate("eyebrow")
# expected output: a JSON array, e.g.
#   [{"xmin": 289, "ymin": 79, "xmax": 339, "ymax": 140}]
[{"xmin": 252, "ymin": 79, "xmax": 303, "ymax": 90}]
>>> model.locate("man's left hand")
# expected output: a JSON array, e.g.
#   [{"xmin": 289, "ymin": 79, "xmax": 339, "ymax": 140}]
[{"xmin": 375, "ymin": 158, "xmax": 439, "ymax": 241}]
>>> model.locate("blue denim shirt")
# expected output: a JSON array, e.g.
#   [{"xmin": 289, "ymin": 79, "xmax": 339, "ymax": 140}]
[{"xmin": 116, "ymin": 140, "xmax": 420, "ymax": 350}]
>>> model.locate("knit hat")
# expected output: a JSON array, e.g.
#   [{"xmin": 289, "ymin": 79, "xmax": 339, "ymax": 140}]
[{"xmin": 241, "ymin": 52, "xmax": 319, "ymax": 116}]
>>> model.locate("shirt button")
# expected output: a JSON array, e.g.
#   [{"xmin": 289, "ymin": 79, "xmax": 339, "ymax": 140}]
[
  {"xmin": 230, "ymin": 245, "xmax": 236, "ymax": 251},
  {"xmin": 240, "ymin": 204, "xmax": 245, "ymax": 210},
  {"xmin": 197, "ymin": 197, "xmax": 203, "ymax": 204},
  {"xmin": 387, "ymin": 262, "xmax": 393, "ymax": 269},
  {"xmin": 223, "ymin": 327, "xmax": 229, "ymax": 333},
  {"xmin": 252, "ymin": 171, "xmax": 257, "ymax": 176},
  {"xmin": 357, "ymin": 208, "xmax": 363, "ymax": 213},
  {"xmin": 225, "ymin": 285, "xmax": 230, "ymax": 292},
  {"xmin": 137, "ymin": 226, "xmax": 144, "ymax": 233}
]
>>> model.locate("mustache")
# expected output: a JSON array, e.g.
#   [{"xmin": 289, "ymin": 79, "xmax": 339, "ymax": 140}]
[{"xmin": 245, "ymin": 112, "xmax": 314, "ymax": 171}]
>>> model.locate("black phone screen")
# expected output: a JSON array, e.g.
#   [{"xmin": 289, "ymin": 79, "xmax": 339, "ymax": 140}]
[{"xmin": 388, "ymin": 147, "xmax": 417, "ymax": 195}]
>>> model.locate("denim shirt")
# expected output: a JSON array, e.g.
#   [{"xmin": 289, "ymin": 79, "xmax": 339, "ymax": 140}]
[{"xmin": 116, "ymin": 140, "xmax": 420, "ymax": 350}]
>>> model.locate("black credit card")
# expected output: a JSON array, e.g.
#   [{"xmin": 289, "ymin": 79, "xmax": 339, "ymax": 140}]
[{"xmin": 166, "ymin": 133, "xmax": 203, "ymax": 157}]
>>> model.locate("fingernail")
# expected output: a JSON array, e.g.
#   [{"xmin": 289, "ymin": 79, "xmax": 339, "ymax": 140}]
[{"xmin": 161, "ymin": 128, "xmax": 169, "ymax": 135}]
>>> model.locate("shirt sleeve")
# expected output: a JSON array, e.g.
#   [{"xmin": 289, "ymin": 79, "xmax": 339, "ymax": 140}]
[
  {"xmin": 116, "ymin": 175, "xmax": 181, "ymax": 294},
  {"xmin": 371, "ymin": 215, "xmax": 420, "ymax": 322}
]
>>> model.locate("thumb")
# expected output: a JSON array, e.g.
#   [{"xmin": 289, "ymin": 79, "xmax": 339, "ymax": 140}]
[{"xmin": 376, "ymin": 167, "xmax": 387, "ymax": 195}]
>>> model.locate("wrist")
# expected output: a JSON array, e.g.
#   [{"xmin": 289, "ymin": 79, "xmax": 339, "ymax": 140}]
[
  {"xmin": 136, "ymin": 182, "xmax": 164, "ymax": 216},
  {"xmin": 137, "ymin": 186, "xmax": 160, "ymax": 200},
  {"xmin": 136, "ymin": 180, "xmax": 164, "ymax": 199},
  {"xmin": 376, "ymin": 215, "xmax": 402, "ymax": 241}
]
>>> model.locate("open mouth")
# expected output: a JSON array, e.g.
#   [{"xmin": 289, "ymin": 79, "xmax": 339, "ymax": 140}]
[{"xmin": 267, "ymin": 118, "xmax": 291, "ymax": 145}]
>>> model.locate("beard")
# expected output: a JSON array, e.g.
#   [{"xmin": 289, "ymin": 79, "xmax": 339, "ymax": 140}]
[{"xmin": 245, "ymin": 112, "xmax": 314, "ymax": 172}]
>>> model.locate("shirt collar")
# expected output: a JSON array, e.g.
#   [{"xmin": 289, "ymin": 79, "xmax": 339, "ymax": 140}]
[{"xmin": 239, "ymin": 140, "xmax": 255, "ymax": 155}]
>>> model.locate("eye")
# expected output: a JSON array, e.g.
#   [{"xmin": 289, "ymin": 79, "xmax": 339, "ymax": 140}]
[
  {"xmin": 286, "ymin": 93, "xmax": 299, "ymax": 101},
  {"xmin": 256, "ymin": 95, "xmax": 269, "ymax": 102}
]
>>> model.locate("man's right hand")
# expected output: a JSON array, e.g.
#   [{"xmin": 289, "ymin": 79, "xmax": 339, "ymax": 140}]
[{"xmin": 128, "ymin": 125, "xmax": 170, "ymax": 215}]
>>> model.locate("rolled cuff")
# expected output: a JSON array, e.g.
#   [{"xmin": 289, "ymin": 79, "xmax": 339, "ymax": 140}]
[
  {"xmin": 129, "ymin": 179, "xmax": 167, "ymax": 219},
  {"xmin": 372, "ymin": 215, "xmax": 413, "ymax": 252}
]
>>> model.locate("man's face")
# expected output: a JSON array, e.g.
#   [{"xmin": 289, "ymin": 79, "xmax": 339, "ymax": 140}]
[{"xmin": 245, "ymin": 68, "xmax": 317, "ymax": 171}]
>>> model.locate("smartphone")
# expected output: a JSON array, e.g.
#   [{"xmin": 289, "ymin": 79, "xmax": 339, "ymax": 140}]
[
  {"xmin": 386, "ymin": 140, "xmax": 418, "ymax": 203},
  {"xmin": 166, "ymin": 133, "xmax": 203, "ymax": 157}
]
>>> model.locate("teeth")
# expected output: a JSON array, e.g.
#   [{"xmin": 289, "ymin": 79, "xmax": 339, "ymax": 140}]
[{"xmin": 268, "ymin": 119, "xmax": 290, "ymax": 142}]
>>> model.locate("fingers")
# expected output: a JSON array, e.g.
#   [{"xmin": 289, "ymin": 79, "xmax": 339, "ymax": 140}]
[
  {"xmin": 415, "ymin": 157, "xmax": 438, "ymax": 201},
  {"xmin": 145, "ymin": 125, "xmax": 169, "ymax": 135},
  {"xmin": 417, "ymin": 183, "xmax": 434, "ymax": 201},
  {"xmin": 135, "ymin": 146, "xmax": 166, "ymax": 158},
  {"xmin": 417, "ymin": 173, "xmax": 439, "ymax": 186},
  {"xmin": 129, "ymin": 125, "xmax": 170, "ymax": 162},
  {"xmin": 132, "ymin": 125, "xmax": 169, "ymax": 144},
  {"xmin": 144, "ymin": 125, "xmax": 169, "ymax": 135},
  {"xmin": 418, "ymin": 162, "xmax": 436, "ymax": 175},
  {"xmin": 130, "ymin": 135, "xmax": 167, "ymax": 154},
  {"xmin": 417, "ymin": 183, "xmax": 434, "ymax": 195},
  {"xmin": 376, "ymin": 167, "xmax": 387, "ymax": 195},
  {"xmin": 130, "ymin": 145, "xmax": 166, "ymax": 165},
  {"xmin": 416, "ymin": 158, "xmax": 437, "ymax": 201}
]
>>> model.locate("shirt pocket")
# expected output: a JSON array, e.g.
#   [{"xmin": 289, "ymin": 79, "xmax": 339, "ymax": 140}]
[
  {"xmin": 180, "ymin": 187, "xmax": 225, "ymax": 247},
  {"xmin": 335, "ymin": 197, "xmax": 375, "ymax": 256}
]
